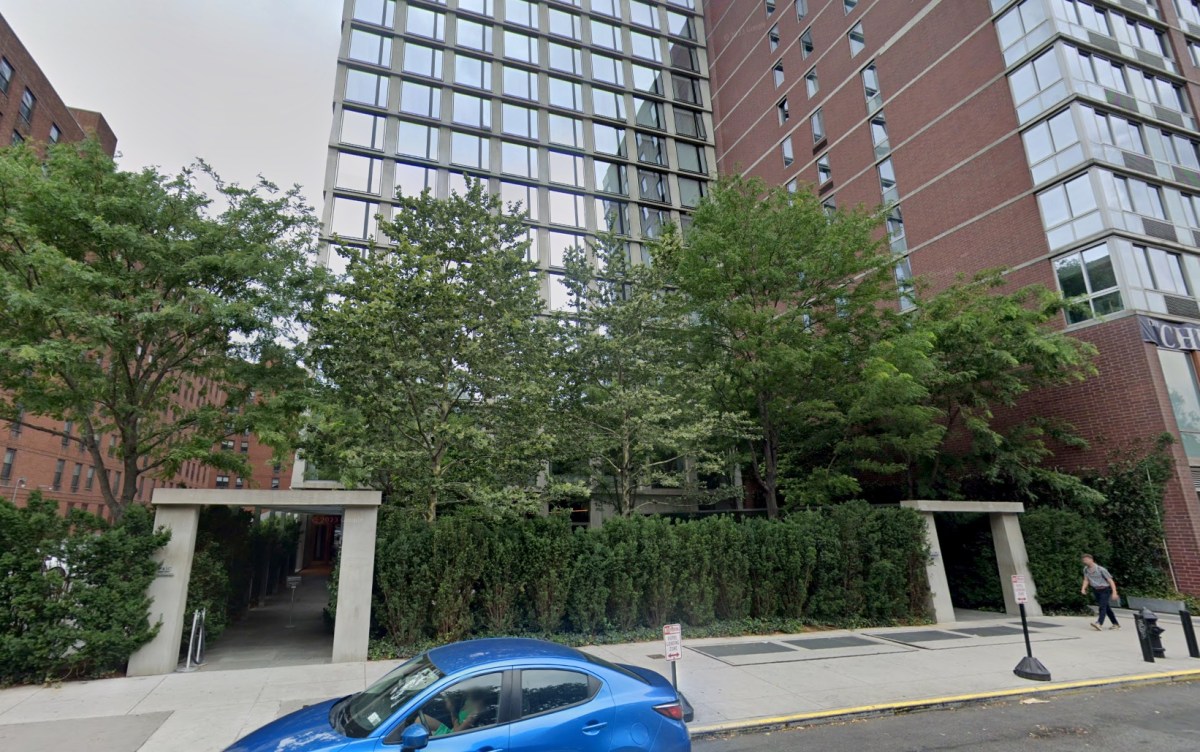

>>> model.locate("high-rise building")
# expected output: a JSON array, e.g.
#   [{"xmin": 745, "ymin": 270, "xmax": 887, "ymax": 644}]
[
  {"xmin": 318, "ymin": 0, "xmax": 1200, "ymax": 591},
  {"xmin": 705, "ymin": 0, "xmax": 1200, "ymax": 592},
  {"xmin": 321, "ymin": 0, "xmax": 715, "ymax": 311}
]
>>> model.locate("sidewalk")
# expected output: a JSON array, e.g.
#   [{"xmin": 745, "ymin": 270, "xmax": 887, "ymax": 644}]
[{"xmin": 2, "ymin": 612, "xmax": 1199, "ymax": 751}]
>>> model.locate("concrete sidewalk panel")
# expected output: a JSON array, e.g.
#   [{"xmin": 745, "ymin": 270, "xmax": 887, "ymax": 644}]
[
  {"xmin": 0, "ymin": 711, "xmax": 169, "ymax": 752},
  {"xmin": 0, "ymin": 675, "xmax": 165, "ymax": 724}
]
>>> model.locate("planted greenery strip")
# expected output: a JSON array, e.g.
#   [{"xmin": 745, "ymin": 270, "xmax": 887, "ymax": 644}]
[{"xmin": 370, "ymin": 503, "xmax": 931, "ymax": 642}]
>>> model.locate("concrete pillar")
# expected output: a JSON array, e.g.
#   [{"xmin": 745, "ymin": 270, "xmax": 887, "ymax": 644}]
[
  {"xmin": 918, "ymin": 511, "xmax": 956, "ymax": 624},
  {"xmin": 332, "ymin": 505, "xmax": 378, "ymax": 663},
  {"xmin": 990, "ymin": 512, "xmax": 1043, "ymax": 617},
  {"xmin": 127, "ymin": 504, "xmax": 201, "ymax": 677}
]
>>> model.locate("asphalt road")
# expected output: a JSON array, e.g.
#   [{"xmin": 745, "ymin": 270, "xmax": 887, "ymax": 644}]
[{"xmin": 695, "ymin": 681, "xmax": 1200, "ymax": 751}]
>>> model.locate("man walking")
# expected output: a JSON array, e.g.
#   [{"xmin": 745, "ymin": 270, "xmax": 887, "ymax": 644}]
[{"xmin": 1081, "ymin": 554, "xmax": 1120, "ymax": 631}]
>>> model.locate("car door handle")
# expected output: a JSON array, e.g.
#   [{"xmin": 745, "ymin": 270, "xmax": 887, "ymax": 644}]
[
  {"xmin": 582, "ymin": 721, "xmax": 608, "ymax": 735},
  {"xmin": 474, "ymin": 747, "xmax": 504, "ymax": 752}
]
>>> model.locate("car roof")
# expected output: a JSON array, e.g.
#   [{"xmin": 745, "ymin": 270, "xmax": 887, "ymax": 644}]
[{"xmin": 427, "ymin": 638, "xmax": 585, "ymax": 674}]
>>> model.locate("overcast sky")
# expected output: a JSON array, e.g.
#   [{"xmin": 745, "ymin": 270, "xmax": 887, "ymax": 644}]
[{"xmin": 0, "ymin": 0, "xmax": 343, "ymax": 212}]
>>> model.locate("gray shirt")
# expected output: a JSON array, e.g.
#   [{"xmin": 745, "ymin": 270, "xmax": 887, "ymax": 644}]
[{"xmin": 1083, "ymin": 564, "xmax": 1114, "ymax": 589}]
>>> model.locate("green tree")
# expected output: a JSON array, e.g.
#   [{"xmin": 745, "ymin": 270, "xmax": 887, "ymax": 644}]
[
  {"xmin": 911, "ymin": 272, "xmax": 1098, "ymax": 498},
  {"xmin": 656, "ymin": 176, "xmax": 905, "ymax": 517},
  {"xmin": 553, "ymin": 233, "xmax": 746, "ymax": 515},
  {"xmin": 0, "ymin": 142, "xmax": 321, "ymax": 519},
  {"xmin": 304, "ymin": 182, "xmax": 551, "ymax": 520}
]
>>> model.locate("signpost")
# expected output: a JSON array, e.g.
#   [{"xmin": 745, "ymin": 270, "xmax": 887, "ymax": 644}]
[
  {"xmin": 1011, "ymin": 575, "xmax": 1051, "ymax": 681},
  {"xmin": 285, "ymin": 575, "xmax": 302, "ymax": 630},
  {"xmin": 663, "ymin": 623, "xmax": 682, "ymax": 689}
]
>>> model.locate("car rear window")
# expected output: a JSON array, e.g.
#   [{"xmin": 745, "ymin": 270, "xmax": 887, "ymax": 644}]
[
  {"xmin": 521, "ymin": 669, "xmax": 594, "ymax": 716},
  {"xmin": 581, "ymin": 652, "xmax": 649, "ymax": 684}
]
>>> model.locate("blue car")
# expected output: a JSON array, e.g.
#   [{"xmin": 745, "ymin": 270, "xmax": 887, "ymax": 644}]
[{"xmin": 226, "ymin": 637, "xmax": 693, "ymax": 752}]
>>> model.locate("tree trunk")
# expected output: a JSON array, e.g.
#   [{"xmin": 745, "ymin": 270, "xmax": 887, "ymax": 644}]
[{"xmin": 756, "ymin": 391, "xmax": 780, "ymax": 520}]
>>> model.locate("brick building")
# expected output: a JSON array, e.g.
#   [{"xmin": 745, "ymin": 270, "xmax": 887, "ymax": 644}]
[
  {"xmin": 704, "ymin": 0, "xmax": 1200, "ymax": 593},
  {"xmin": 0, "ymin": 12, "xmax": 291, "ymax": 518}
]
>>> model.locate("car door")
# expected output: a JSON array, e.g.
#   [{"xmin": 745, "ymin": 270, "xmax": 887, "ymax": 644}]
[
  {"xmin": 377, "ymin": 670, "xmax": 510, "ymax": 752},
  {"xmin": 507, "ymin": 668, "xmax": 615, "ymax": 752}
]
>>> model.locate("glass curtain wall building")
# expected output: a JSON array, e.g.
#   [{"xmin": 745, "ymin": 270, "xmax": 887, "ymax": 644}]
[{"xmin": 320, "ymin": 0, "xmax": 716, "ymax": 311}]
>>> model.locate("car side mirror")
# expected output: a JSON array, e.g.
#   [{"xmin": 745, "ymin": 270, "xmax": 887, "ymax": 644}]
[{"xmin": 401, "ymin": 723, "xmax": 430, "ymax": 751}]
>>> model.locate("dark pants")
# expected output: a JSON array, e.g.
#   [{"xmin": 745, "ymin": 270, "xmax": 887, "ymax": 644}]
[{"xmin": 1094, "ymin": 587, "xmax": 1118, "ymax": 625}]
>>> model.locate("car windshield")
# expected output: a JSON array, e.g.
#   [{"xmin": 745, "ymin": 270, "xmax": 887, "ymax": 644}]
[{"xmin": 336, "ymin": 654, "xmax": 444, "ymax": 738}]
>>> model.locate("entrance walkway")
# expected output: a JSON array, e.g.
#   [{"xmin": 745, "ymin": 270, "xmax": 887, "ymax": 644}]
[{"xmin": 198, "ymin": 568, "xmax": 333, "ymax": 671}]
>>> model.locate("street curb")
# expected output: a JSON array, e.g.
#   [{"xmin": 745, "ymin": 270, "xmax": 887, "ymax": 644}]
[{"xmin": 687, "ymin": 668, "xmax": 1200, "ymax": 739}]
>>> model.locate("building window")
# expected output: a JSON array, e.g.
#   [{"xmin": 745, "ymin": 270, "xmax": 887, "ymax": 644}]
[
  {"xmin": 638, "ymin": 169, "xmax": 671, "ymax": 203},
  {"xmin": 805, "ymin": 68, "xmax": 819, "ymax": 97},
  {"xmin": 596, "ymin": 198, "xmax": 630, "ymax": 234},
  {"xmin": 331, "ymin": 196, "xmax": 380, "ymax": 239},
  {"xmin": 216, "ymin": 475, "xmax": 230, "ymax": 489},
  {"xmin": 677, "ymin": 141, "xmax": 707, "ymax": 173},
  {"xmin": 773, "ymin": 62, "xmax": 785, "ymax": 88},
  {"xmin": 62, "ymin": 421, "xmax": 73, "ymax": 448},
  {"xmin": 335, "ymin": 153, "xmax": 383, "ymax": 194},
  {"xmin": 71, "ymin": 463, "xmax": 82, "ymax": 493},
  {"xmin": 766, "ymin": 0, "xmax": 776, "ymax": 15},
  {"xmin": 844, "ymin": 0, "xmax": 858, "ymax": 13},
  {"xmin": 768, "ymin": 24, "xmax": 780, "ymax": 52},
  {"xmin": 85, "ymin": 465, "xmax": 95, "ymax": 490},
  {"xmin": 593, "ymin": 0, "xmax": 620, "ymax": 18},
  {"xmin": 502, "ymin": 103, "xmax": 539, "ymax": 140},
  {"xmin": 340, "ymin": 110, "xmax": 385, "ymax": 150},
  {"xmin": 459, "ymin": 0, "xmax": 493, "ymax": 17},
  {"xmin": 817, "ymin": 154, "xmax": 831, "ymax": 184},
  {"xmin": 592, "ymin": 87, "xmax": 627, "ymax": 121},
  {"xmin": 548, "ymin": 42, "xmax": 582, "ymax": 75},
  {"xmin": 502, "ymin": 66, "xmax": 538, "ymax": 101},
  {"xmin": 18, "ymin": 89, "xmax": 36, "ymax": 124},
  {"xmin": 451, "ymin": 132, "xmax": 490, "ymax": 169},
  {"xmin": 1159, "ymin": 348, "xmax": 1200, "ymax": 458},
  {"xmin": 870, "ymin": 113, "xmax": 890, "ymax": 154},
  {"xmin": 1111, "ymin": 174, "xmax": 1166, "ymax": 220},
  {"xmin": 675, "ymin": 108, "xmax": 705, "ymax": 139},
  {"xmin": 235, "ymin": 477, "xmax": 244, "ymax": 489},
  {"xmin": 405, "ymin": 6, "xmax": 445, "ymax": 41},
  {"xmin": 887, "ymin": 205, "xmax": 906, "ymax": 250},
  {"xmin": 777, "ymin": 98, "xmax": 790, "ymax": 124},
  {"xmin": 631, "ymin": 0, "xmax": 660, "ymax": 29},
  {"xmin": 396, "ymin": 121, "xmax": 439, "ymax": 161},
  {"xmin": 49, "ymin": 124, "xmax": 61, "ymax": 144},
  {"xmin": 549, "ymin": 113, "xmax": 584, "ymax": 147},
  {"xmin": 878, "ymin": 158, "xmax": 898, "ymax": 203},
  {"xmin": 271, "ymin": 478, "xmax": 281, "ymax": 489},
  {"xmin": 549, "ymin": 77, "xmax": 584, "ymax": 112},
  {"xmin": 668, "ymin": 11, "xmax": 696, "ymax": 39},
  {"xmin": 862, "ymin": 63, "xmax": 882, "ymax": 112},
  {"xmin": 1053, "ymin": 244, "xmax": 1122, "ymax": 323},
  {"xmin": 548, "ymin": 190, "xmax": 587, "ymax": 227},
  {"xmin": 505, "ymin": 0, "xmax": 537, "ymax": 27},
  {"xmin": 1132, "ymin": 245, "xmax": 1189, "ymax": 296},
  {"xmin": 797, "ymin": 0, "xmax": 808, "ymax": 21},
  {"xmin": 593, "ymin": 54, "xmax": 625, "ymax": 87},
  {"xmin": 346, "ymin": 69, "xmax": 390, "ymax": 105},
  {"xmin": 348, "ymin": 29, "xmax": 393, "ymax": 66},
  {"xmin": 499, "ymin": 181, "xmax": 539, "ymax": 220},
  {"xmin": 848, "ymin": 23, "xmax": 865, "ymax": 56},
  {"xmin": 594, "ymin": 123, "xmax": 626, "ymax": 156},
  {"xmin": 457, "ymin": 18, "xmax": 493, "ymax": 53},
  {"xmin": 240, "ymin": 441, "xmax": 250, "ymax": 454},
  {"xmin": 112, "ymin": 471, "xmax": 121, "ymax": 495},
  {"xmin": 400, "ymin": 81, "xmax": 440, "ymax": 119},
  {"xmin": 0, "ymin": 449, "xmax": 13, "ymax": 482},
  {"xmin": 8, "ymin": 409, "xmax": 20, "ymax": 437},
  {"xmin": 549, "ymin": 8, "xmax": 582, "ymax": 39},
  {"xmin": 1038, "ymin": 173, "xmax": 1101, "ymax": 248},
  {"xmin": 548, "ymin": 150, "xmax": 586, "ymax": 188},
  {"xmin": 781, "ymin": 137, "xmax": 795, "ymax": 166},
  {"xmin": 787, "ymin": 179, "xmax": 799, "ymax": 193},
  {"xmin": 591, "ymin": 20, "xmax": 623, "ymax": 52},
  {"xmin": 504, "ymin": 30, "xmax": 539, "ymax": 65},
  {"xmin": 452, "ymin": 91, "xmax": 492, "ymax": 129},
  {"xmin": 548, "ymin": 231, "xmax": 584, "ymax": 267},
  {"xmin": 455, "ymin": 55, "xmax": 492, "ymax": 90},
  {"xmin": 631, "ymin": 31, "xmax": 663, "ymax": 63},
  {"xmin": 896, "ymin": 257, "xmax": 916, "ymax": 311},
  {"xmin": 634, "ymin": 98, "xmax": 664, "ymax": 129},
  {"xmin": 52, "ymin": 460, "xmax": 65, "ymax": 491},
  {"xmin": 0, "ymin": 58, "xmax": 11, "ymax": 94},
  {"xmin": 801, "ymin": 29, "xmax": 814, "ymax": 58},
  {"xmin": 640, "ymin": 205, "xmax": 670, "ymax": 238},
  {"xmin": 594, "ymin": 160, "xmax": 629, "ymax": 195},
  {"xmin": 812, "ymin": 108, "xmax": 825, "ymax": 142},
  {"xmin": 636, "ymin": 132, "xmax": 667, "ymax": 165},
  {"xmin": 673, "ymin": 75, "xmax": 702, "ymax": 104},
  {"xmin": 401, "ymin": 43, "xmax": 444, "ymax": 80}
]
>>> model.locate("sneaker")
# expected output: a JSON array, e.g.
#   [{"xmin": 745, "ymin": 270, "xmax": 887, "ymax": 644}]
[
  {"xmin": 1091, "ymin": 622, "xmax": 1102, "ymax": 631},
  {"xmin": 1109, "ymin": 624, "xmax": 1121, "ymax": 631}
]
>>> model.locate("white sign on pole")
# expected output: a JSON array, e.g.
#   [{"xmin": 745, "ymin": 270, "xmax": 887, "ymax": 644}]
[
  {"xmin": 663, "ymin": 623, "xmax": 682, "ymax": 662},
  {"xmin": 1011, "ymin": 574, "xmax": 1028, "ymax": 605},
  {"xmin": 287, "ymin": 576, "xmax": 302, "ymax": 589}
]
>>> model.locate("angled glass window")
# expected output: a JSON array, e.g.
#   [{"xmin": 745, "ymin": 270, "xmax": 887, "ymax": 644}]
[
  {"xmin": 503, "ymin": 65, "xmax": 538, "ymax": 101},
  {"xmin": 769, "ymin": 24, "xmax": 780, "ymax": 51},
  {"xmin": 504, "ymin": 30, "xmax": 540, "ymax": 65},
  {"xmin": 797, "ymin": 0, "xmax": 808, "ymax": 20},
  {"xmin": 400, "ymin": 81, "xmax": 441, "ymax": 118},
  {"xmin": 549, "ymin": 77, "xmax": 584, "ymax": 111},
  {"xmin": 548, "ymin": 190, "xmax": 587, "ymax": 227},
  {"xmin": 549, "ymin": 42, "xmax": 583, "ymax": 75},
  {"xmin": 405, "ymin": 7, "xmax": 445, "ymax": 40},
  {"xmin": 801, "ymin": 28, "xmax": 814, "ymax": 58},
  {"xmin": 777, "ymin": 97, "xmax": 790, "ymax": 124},
  {"xmin": 502, "ymin": 103, "xmax": 539, "ymax": 139},
  {"xmin": 349, "ymin": 29, "xmax": 392, "ymax": 66},
  {"xmin": 457, "ymin": 18, "xmax": 493, "ymax": 52},
  {"xmin": 336, "ymin": 152, "xmax": 383, "ymax": 194},
  {"xmin": 670, "ymin": 43, "xmax": 700, "ymax": 72},
  {"xmin": 677, "ymin": 142, "xmax": 706, "ymax": 173},
  {"xmin": 878, "ymin": 158, "xmax": 898, "ymax": 203},
  {"xmin": 402, "ymin": 43, "xmax": 444, "ymax": 79},
  {"xmin": 593, "ymin": 123, "xmax": 627, "ymax": 156},
  {"xmin": 451, "ymin": 131, "xmax": 489, "ymax": 169},
  {"xmin": 817, "ymin": 154, "xmax": 831, "ymax": 184},
  {"xmin": 631, "ymin": 31, "xmax": 663, "ymax": 63},
  {"xmin": 1053, "ymin": 244, "xmax": 1122, "ymax": 323},
  {"xmin": 594, "ymin": 160, "xmax": 629, "ymax": 195},
  {"xmin": 781, "ymin": 137, "xmax": 794, "ymax": 166},
  {"xmin": 805, "ymin": 68, "xmax": 819, "ymax": 97},
  {"xmin": 673, "ymin": 75, "xmax": 702, "ymax": 105},
  {"xmin": 505, "ymin": 0, "xmax": 538, "ymax": 28},
  {"xmin": 678, "ymin": 177, "xmax": 706, "ymax": 208},
  {"xmin": 458, "ymin": 0, "xmax": 493, "ymax": 16},
  {"xmin": 345, "ymin": 70, "xmax": 389, "ymax": 107},
  {"xmin": 631, "ymin": 1, "xmax": 660, "ymax": 28},
  {"xmin": 591, "ymin": 19, "xmax": 623, "ymax": 52},
  {"xmin": 353, "ymin": 0, "xmax": 395, "ymax": 27},
  {"xmin": 396, "ymin": 121, "xmax": 438, "ymax": 160},
  {"xmin": 452, "ymin": 92, "xmax": 492, "ymax": 129},
  {"xmin": 773, "ymin": 62, "xmax": 785, "ymax": 88},
  {"xmin": 502, "ymin": 141, "xmax": 538, "ymax": 178},
  {"xmin": 341, "ymin": 110, "xmax": 386, "ymax": 150},
  {"xmin": 862, "ymin": 63, "xmax": 882, "ymax": 111},
  {"xmin": 667, "ymin": 11, "xmax": 696, "ymax": 39},
  {"xmin": 549, "ymin": 113, "xmax": 585, "ymax": 148},
  {"xmin": 812, "ymin": 108, "xmax": 825, "ymax": 142},
  {"xmin": 455, "ymin": 55, "xmax": 492, "ymax": 90},
  {"xmin": 634, "ymin": 98, "xmax": 664, "ymax": 129},
  {"xmin": 594, "ymin": 54, "xmax": 625, "ymax": 87},
  {"xmin": 549, "ymin": 150, "xmax": 586, "ymax": 188},
  {"xmin": 593, "ymin": 88, "xmax": 627, "ymax": 121},
  {"xmin": 848, "ymin": 22, "xmax": 865, "ymax": 56},
  {"xmin": 639, "ymin": 169, "xmax": 671, "ymax": 203},
  {"xmin": 674, "ymin": 108, "xmax": 706, "ymax": 139},
  {"xmin": 596, "ymin": 198, "xmax": 630, "ymax": 234},
  {"xmin": 395, "ymin": 161, "xmax": 437, "ymax": 196},
  {"xmin": 765, "ymin": 0, "xmax": 777, "ymax": 15},
  {"xmin": 631, "ymin": 64, "xmax": 664, "ymax": 95},
  {"xmin": 499, "ymin": 180, "xmax": 539, "ymax": 221},
  {"xmin": 844, "ymin": 0, "xmax": 858, "ymax": 13},
  {"xmin": 636, "ymin": 132, "xmax": 667, "ymax": 165},
  {"xmin": 549, "ymin": 9, "xmax": 582, "ymax": 38}
]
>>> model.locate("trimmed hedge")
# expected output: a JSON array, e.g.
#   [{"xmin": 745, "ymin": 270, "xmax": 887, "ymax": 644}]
[
  {"xmin": 373, "ymin": 502, "xmax": 930, "ymax": 643},
  {"xmin": 1023, "ymin": 508, "xmax": 1111, "ymax": 613},
  {"xmin": 0, "ymin": 494, "xmax": 169, "ymax": 684}
]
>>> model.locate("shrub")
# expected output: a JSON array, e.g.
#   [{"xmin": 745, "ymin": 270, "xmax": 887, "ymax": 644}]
[
  {"xmin": 0, "ymin": 494, "xmax": 169, "ymax": 684},
  {"xmin": 1022, "ymin": 507, "xmax": 1110, "ymax": 612},
  {"xmin": 371, "ymin": 505, "xmax": 929, "ymax": 644}
]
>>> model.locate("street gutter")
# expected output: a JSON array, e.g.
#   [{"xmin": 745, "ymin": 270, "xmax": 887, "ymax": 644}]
[{"xmin": 688, "ymin": 668, "xmax": 1200, "ymax": 739}]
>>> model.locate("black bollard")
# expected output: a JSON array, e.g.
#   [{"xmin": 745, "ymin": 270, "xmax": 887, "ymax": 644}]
[
  {"xmin": 1133, "ymin": 610, "xmax": 1155, "ymax": 663},
  {"xmin": 1142, "ymin": 608, "xmax": 1166, "ymax": 659},
  {"xmin": 1181, "ymin": 607, "xmax": 1200, "ymax": 659}
]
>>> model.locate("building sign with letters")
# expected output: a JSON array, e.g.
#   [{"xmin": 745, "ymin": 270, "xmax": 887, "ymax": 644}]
[{"xmin": 1139, "ymin": 315, "xmax": 1200, "ymax": 352}]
